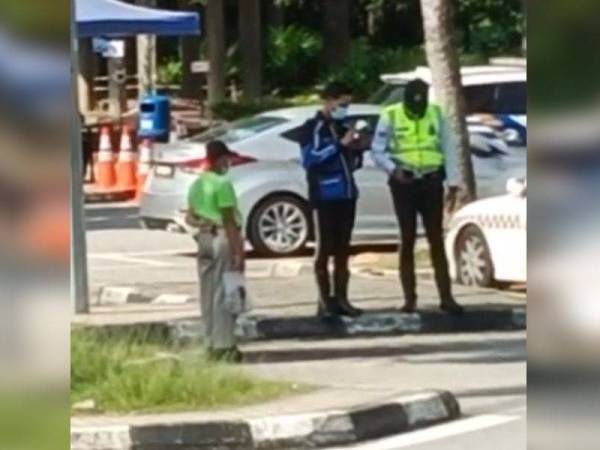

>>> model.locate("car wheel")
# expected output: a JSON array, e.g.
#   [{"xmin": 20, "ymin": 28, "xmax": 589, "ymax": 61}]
[
  {"xmin": 248, "ymin": 195, "xmax": 310, "ymax": 257},
  {"xmin": 455, "ymin": 225, "xmax": 494, "ymax": 287}
]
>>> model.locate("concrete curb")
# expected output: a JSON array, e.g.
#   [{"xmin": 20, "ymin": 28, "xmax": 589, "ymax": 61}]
[
  {"xmin": 76, "ymin": 307, "xmax": 525, "ymax": 345},
  {"xmin": 71, "ymin": 390, "xmax": 460, "ymax": 450},
  {"xmin": 84, "ymin": 187, "xmax": 135, "ymax": 204},
  {"xmin": 95, "ymin": 287, "xmax": 195, "ymax": 306},
  {"xmin": 237, "ymin": 307, "xmax": 527, "ymax": 342}
]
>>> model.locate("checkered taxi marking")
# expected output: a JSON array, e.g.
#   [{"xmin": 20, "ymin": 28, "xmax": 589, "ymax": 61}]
[
  {"xmin": 478, "ymin": 214, "xmax": 522, "ymax": 229},
  {"xmin": 452, "ymin": 214, "xmax": 523, "ymax": 230}
]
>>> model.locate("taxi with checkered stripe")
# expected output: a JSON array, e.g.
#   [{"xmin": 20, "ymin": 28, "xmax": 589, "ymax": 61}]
[{"xmin": 446, "ymin": 178, "xmax": 526, "ymax": 287}]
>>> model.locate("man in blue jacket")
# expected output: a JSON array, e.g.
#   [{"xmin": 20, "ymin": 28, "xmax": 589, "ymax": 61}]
[{"xmin": 300, "ymin": 82, "xmax": 368, "ymax": 318}]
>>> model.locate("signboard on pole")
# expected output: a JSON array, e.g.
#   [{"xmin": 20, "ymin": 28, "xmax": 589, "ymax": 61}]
[
  {"xmin": 191, "ymin": 60, "xmax": 210, "ymax": 73},
  {"xmin": 93, "ymin": 38, "xmax": 125, "ymax": 58}
]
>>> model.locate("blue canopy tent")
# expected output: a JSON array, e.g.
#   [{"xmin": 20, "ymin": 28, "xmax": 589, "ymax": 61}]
[{"xmin": 76, "ymin": 0, "xmax": 200, "ymax": 37}]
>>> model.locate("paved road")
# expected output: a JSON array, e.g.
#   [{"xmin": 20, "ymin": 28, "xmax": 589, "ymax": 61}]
[
  {"xmin": 83, "ymin": 202, "xmax": 527, "ymax": 449},
  {"xmin": 326, "ymin": 405, "xmax": 525, "ymax": 449}
]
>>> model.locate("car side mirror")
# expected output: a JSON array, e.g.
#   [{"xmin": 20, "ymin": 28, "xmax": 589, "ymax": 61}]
[{"xmin": 506, "ymin": 177, "xmax": 526, "ymax": 197}]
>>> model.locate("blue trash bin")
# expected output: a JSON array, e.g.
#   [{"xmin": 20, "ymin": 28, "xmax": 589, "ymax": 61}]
[{"xmin": 138, "ymin": 95, "xmax": 171, "ymax": 143}]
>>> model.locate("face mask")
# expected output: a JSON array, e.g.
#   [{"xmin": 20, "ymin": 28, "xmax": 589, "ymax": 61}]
[
  {"xmin": 220, "ymin": 159, "xmax": 231, "ymax": 174},
  {"xmin": 404, "ymin": 80, "xmax": 429, "ymax": 118},
  {"xmin": 330, "ymin": 105, "xmax": 349, "ymax": 120}
]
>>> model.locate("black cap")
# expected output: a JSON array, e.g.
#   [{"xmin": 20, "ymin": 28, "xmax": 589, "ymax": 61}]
[
  {"xmin": 404, "ymin": 78, "xmax": 429, "ymax": 118},
  {"xmin": 206, "ymin": 140, "xmax": 236, "ymax": 163},
  {"xmin": 320, "ymin": 81, "xmax": 352, "ymax": 100}
]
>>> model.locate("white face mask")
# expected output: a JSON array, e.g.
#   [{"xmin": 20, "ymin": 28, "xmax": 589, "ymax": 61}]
[
  {"xmin": 221, "ymin": 159, "xmax": 231, "ymax": 173},
  {"xmin": 331, "ymin": 105, "xmax": 349, "ymax": 120}
]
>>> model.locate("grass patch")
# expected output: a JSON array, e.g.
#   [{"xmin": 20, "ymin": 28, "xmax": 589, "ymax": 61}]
[{"xmin": 71, "ymin": 329, "xmax": 301, "ymax": 414}]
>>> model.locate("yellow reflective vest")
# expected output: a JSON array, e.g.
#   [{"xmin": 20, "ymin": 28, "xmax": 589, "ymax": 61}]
[{"xmin": 383, "ymin": 103, "xmax": 445, "ymax": 173}]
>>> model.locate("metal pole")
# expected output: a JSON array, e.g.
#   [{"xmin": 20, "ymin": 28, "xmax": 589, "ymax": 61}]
[{"xmin": 71, "ymin": 0, "xmax": 90, "ymax": 314}]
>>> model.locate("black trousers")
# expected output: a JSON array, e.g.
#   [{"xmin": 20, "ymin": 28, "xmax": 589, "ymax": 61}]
[
  {"xmin": 313, "ymin": 199, "xmax": 357, "ymax": 287},
  {"xmin": 389, "ymin": 175, "xmax": 453, "ymax": 303}
]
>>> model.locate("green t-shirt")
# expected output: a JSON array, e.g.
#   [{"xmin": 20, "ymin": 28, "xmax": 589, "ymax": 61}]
[{"xmin": 188, "ymin": 171, "xmax": 242, "ymax": 226}]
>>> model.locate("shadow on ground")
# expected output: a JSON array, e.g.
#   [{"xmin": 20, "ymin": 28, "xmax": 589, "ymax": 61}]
[
  {"xmin": 242, "ymin": 335, "xmax": 526, "ymax": 365},
  {"xmin": 86, "ymin": 206, "xmax": 141, "ymax": 231}
]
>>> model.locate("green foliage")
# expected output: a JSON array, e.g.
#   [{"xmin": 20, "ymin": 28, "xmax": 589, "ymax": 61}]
[
  {"xmin": 210, "ymin": 92, "xmax": 319, "ymax": 121},
  {"xmin": 265, "ymin": 25, "xmax": 323, "ymax": 94},
  {"xmin": 0, "ymin": 1, "xmax": 68, "ymax": 41},
  {"xmin": 457, "ymin": 0, "xmax": 524, "ymax": 55},
  {"xmin": 71, "ymin": 329, "xmax": 298, "ymax": 413},
  {"xmin": 528, "ymin": 0, "xmax": 600, "ymax": 112},
  {"xmin": 157, "ymin": 58, "xmax": 183, "ymax": 85},
  {"xmin": 321, "ymin": 39, "xmax": 427, "ymax": 100},
  {"xmin": 211, "ymin": 98, "xmax": 291, "ymax": 121}
]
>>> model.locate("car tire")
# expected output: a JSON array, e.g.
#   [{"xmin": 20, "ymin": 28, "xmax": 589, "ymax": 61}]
[
  {"xmin": 248, "ymin": 195, "xmax": 311, "ymax": 257},
  {"xmin": 455, "ymin": 225, "xmax": 494, "ymax": 287}
]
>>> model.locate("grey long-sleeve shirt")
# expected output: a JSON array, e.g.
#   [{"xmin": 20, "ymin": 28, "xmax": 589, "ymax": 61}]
[{"xmin": 370, "ymin": 110, "xmax": 460, "ymax": 186}]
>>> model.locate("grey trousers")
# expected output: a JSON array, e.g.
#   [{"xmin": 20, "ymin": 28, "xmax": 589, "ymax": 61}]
[{"xmin": 197, "ymin": 230, "xmax": 237, "ymax": 350}]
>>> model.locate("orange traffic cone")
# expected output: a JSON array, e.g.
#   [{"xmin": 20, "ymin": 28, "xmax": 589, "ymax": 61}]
[
  {"xmin": 115, "ymin": 125, "xmax": 137, "ymax": 190},
  {"xmin": 95, "ymin": 126, "xmax": 116, "ymax": 189},
  {"xmin": 136, "ymin": 138, "xmax": 153, "ymax": 200}
]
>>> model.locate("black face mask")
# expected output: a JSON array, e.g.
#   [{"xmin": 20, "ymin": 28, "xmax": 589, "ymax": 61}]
[{"xmin": 404, "ymin": 79, "xmax": 429, "ymax": 119}]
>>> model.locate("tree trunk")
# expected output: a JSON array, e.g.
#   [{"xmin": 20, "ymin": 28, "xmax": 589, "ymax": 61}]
[
  {"xmin": 239, "ymin": 0, "xmax": 263, "ymax": 100},
  {"xmin": 420, "ymin": 0, "xmax": 476, "ymax": 203},
  {"xmin": 321, "ymin": 0, "xmax": 351, "ymax": 68},
  {"xmin": 521, "ymin": 0, "xmax": 527, "ymax": 55},
  {"xmin": 366, "ymin": 2, "xmax": 383, "ymax": 38},
  {"xmin": 179, "ymin": 0, "xmax": 203, "ymax": 100},
  {"xmin": 136, "ymin": 0, "xmax": 157, "ymax": 99},
  {"xmin": 266, "ymin": 0, "xmax": 284, "ymax": 28},
  {"xmin": 206, "ymin": 0, "xmax": 226, "ymax": 106},
  {"xmin": 180, "ymin": 35, "xmax": 203, "ymax": 100}
]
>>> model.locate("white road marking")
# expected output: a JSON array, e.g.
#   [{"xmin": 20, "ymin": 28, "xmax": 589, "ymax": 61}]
[
  {"xmin": 89, "ymin": 249, "xmax": 192, "ymax": 257},
  {"xmin": 328, "ymin": 414, "xmax": 520, "ymax": 450},
  {"xmin": 89, "ymin": 254, "xmax": 172, "ymax": 267}
]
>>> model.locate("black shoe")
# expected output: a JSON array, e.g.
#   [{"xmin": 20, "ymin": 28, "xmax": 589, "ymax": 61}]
[
  {"xmin": 400, "ymin": 298, "xmax": 417, "ymax": 313},
  {"xmin": 440, "ymin": 298, "xmax": 464, "ymax": 315},
  {"xmin": 400, "ymin": 304, "xmax": 417, "ymax": 313},
  {"xmin": 317, "ymin": 296, "xmax": 342, "ymax": 318},
  {"xmin": 333, "ymin": 270, "xmax": 362, "ymax": 318},
  {"xmin": 336, "ymin": 296, "xmax": 363, "ymax": 318}
]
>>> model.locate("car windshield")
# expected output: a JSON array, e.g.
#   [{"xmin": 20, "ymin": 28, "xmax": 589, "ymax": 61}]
[
  {"xmin": 188, "ymin": 116, "xmax": 288, "ymax": 144},
  {"xmin": 368, "ymin": 82, "xmax": 408, "ymax": 105}
]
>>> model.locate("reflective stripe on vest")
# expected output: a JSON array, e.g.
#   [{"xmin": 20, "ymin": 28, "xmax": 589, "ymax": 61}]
[{"xmin": 386, "ymin": 103, "xmax": 444, "ymax": 172}]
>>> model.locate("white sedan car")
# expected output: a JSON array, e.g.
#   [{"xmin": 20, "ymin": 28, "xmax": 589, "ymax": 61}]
[
  {"xmin": 446, "ymin": 178, "xmax": 527, "ymax": 287},
  {"xmin": 140, "ymin": 105, "xmax": 523, "ymax": 256}
]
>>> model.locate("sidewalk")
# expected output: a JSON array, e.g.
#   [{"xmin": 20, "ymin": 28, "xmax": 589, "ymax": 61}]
[
  {"xmin": 73, "ymin": 255, "xmax": 525, "ymax": 449},
  {"xmin": 72, "ymin": 328, "xmax": 525, "ymax": 449},
  {"xmin": 75, "ymin": 263, "xmax": 525, "ymax": 325},
  {"xmin": 72, "ymin": 386, "xmax": 460, "ymax": 450}
]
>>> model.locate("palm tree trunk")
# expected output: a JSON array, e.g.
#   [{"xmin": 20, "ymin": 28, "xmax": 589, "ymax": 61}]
[
  {"xmin": 321, "ymin": 0, "xmax": 351, "ymax": 68},
  {"xmin": 239, "ymin": 0, "xmax": 263, "ymax": 100},
  {"xmin": 206, "ymin": 0, "xmax": 226, "ymax": 106},
  {"xmin": 521, "ymin": 0, "xmax": 527, "ymax": 55},
  {"xmin": 178, "ymin": 0, "xmax": 203, "ymax": 100},
  {"xmin": 420, "ymin": 0, "xmax": 476, "ymax": 203}
]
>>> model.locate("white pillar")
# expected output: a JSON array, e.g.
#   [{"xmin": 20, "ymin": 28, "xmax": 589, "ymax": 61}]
[
  {"xmin": 137, "ymin": 34, "xmax": 157, "ymax": 98},
  {"xmin": 136, "ymin": 0, "xmax": 157, "ymax": 98}
]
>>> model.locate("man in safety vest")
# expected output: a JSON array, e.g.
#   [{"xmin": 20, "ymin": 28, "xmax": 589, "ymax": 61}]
[{"xmin": 371, "ymin": 78, "xmax": 464, "ymax": 315}]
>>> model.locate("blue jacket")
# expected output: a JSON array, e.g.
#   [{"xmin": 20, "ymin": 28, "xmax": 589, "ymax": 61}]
[{"xmin": 299, "ymin": 112, "xmax": 362, "ymax": 203}]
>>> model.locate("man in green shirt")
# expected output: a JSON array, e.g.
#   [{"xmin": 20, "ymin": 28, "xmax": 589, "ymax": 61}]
[{"xmin": 186, "ymin": 140, "xmax": 245, "ymax": 361}]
